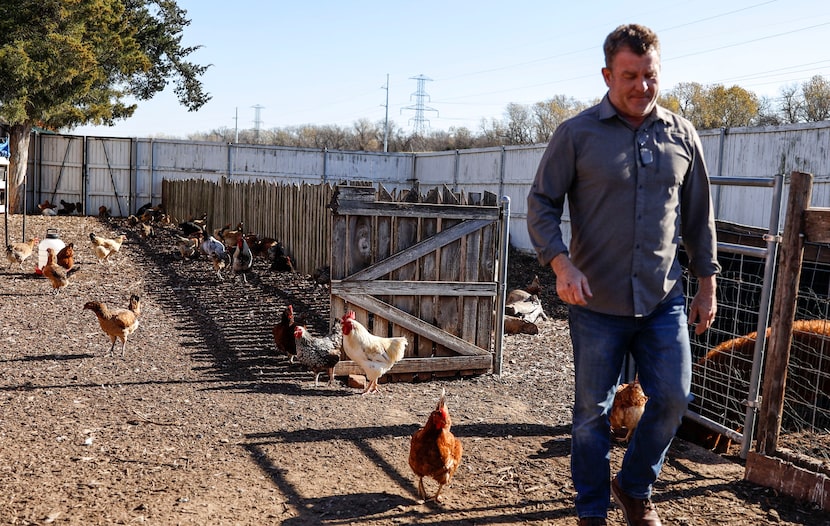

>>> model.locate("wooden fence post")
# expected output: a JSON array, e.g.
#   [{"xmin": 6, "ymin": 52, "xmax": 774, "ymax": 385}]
[{"xmin": 756, "ymin": 171, "xmax": 812, "ymax": 455}]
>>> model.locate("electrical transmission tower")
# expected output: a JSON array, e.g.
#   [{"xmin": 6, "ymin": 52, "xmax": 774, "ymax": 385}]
[
  {"xmin": 402, "ymin": 74, "xmax": 438, "ymax": 135},
  {"xmin": 252, "ymin": 104, "xmax": 264, "ymax": 143}
]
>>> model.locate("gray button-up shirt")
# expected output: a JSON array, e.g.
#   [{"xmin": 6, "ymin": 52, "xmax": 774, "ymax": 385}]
[{"xmin": 527, "ymin": 96, "xmax": 720, "ymax": 317}]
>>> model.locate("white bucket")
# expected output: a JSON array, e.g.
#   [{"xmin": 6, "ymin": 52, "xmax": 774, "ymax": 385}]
[{"xmin": 36, "ymin": 228, "xmax": 65, "ymax": 275}]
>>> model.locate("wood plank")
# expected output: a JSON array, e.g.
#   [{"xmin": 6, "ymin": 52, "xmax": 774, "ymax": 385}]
[
  {"xmin": 393, "ymin": 184, "xmax": 420, "ymax": 352},
  {"xmin": 418, "ymin": 187, "xmax": 440, "ymax": 359},
  {"xmin": 757, "ymin": 171, "xmax": 812, "ymax": 455},
  {"xmin": 334, "ymin": 200, "xmax": 500, "ymax": 220},
  {"xmin": 477, "ymin": 192, "xmax": 499, "ymax": 350},
  {"xmin": 337, "ymin": 292, "xmax": 490, "ymax": 357},
  {"xmin": 344, "ymin": 219, "xmax": 495, "ymax": 282},
  {"xmin": 331, "ymin": 280, "xmax": 496, "ymax": 296},
  {"xmin": 436, "ymin": 187, "xmax": 462, "ymax": 362},
  {"xmin": 333, "ymin": 355, "xmax": 493, "ymax": 376},
  {"xmin": 803, "ymin": 208, "xmax": 830, "ymax": 244},
  {"xmin": 462, "ymin": 192, "xmax": 483, "ymax": 344},
  {"xmin": 745, "ymin": 451, "xmax": 830, "ymax": 511}
]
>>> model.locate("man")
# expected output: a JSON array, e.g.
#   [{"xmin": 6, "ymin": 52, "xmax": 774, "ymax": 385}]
[{"xmin": 527, "ymin": 24, "xmax": 720, "ymax": 526}]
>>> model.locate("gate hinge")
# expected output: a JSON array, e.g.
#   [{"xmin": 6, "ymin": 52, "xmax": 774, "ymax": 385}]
[{"xmin": 743, "ymin": 397, "xmax": 762, "ymax": 409}]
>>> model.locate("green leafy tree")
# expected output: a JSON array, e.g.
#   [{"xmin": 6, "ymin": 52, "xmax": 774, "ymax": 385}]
[{"xmin": 0, "ymin": 0, "xmax": 210, "ymax": 211}]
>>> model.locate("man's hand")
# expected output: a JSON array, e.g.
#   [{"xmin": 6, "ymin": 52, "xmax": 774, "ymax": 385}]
[
  {"xmin": 688, "ymin": 275, "xmax": 717, "ymax": 335},
  {"xmin": 550, "ymin": 253, "xmax": 592, "ymax": 306}
]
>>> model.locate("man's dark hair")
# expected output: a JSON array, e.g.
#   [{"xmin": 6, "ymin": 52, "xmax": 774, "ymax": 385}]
[{"xmin": 603, "ymin": 24, "xmax": 660, "ymax": 67}]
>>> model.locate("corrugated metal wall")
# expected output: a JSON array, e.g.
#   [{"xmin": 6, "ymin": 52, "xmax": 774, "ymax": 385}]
[{"xmin": 25, "ymin": 121, "xmax": 830, "ymax": 252}]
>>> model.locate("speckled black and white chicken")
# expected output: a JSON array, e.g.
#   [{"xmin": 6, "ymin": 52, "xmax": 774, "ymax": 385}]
[{"xmin": 293, "ymin": 319, "xmax": 343, "ymax": 387}]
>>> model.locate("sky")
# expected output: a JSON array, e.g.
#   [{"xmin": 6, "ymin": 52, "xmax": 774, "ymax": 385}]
[{"xmin": 71, "ymin": 0, "xmax": 830, "ymax": 139}]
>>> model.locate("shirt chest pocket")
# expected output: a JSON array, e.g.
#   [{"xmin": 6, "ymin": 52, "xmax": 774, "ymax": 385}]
[{"xmin": 648, "ymin": 131, "xmax": 692, "ymax": 187}]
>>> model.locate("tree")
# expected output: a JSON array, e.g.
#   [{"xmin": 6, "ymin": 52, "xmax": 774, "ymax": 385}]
[
  {"xmin": 532, "ymin": 95, "xmax": 587, "ymax": 143},
  {"xmin": 705, "ymin": 85, "xmax": 758, "ymax": 128},
  {"xmin": 777, "ymin": 84, "xmax": 803, "ymax": 124},
  {"xmin": 660, "ymin": 82, "xmax": 758, "ymax": 129},
  {"xmin": 755, "ymin": 96, "xmax": 783, "ymax": 126},
  {"xmin": 0, "ymin": 0, "xmax": 210, "ymax": 212},
  {"xmin": 801, "ymin": 75, "xmax": 830, "ymax": 122}
]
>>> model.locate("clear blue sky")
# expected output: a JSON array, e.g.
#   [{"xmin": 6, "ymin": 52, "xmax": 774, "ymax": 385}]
[{"xmin": 71, "ymin": 0, "xmax": 830, "ymax": 139}]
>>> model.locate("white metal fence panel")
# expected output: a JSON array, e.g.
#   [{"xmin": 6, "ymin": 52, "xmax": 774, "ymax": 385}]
[
  {"xmin": 230, "ymin": 145, "xmax": 322, "ymax": 183},
  {"xmin": 35, "ymin": 134, "xmax": 84, "ymax": 210},
  {"xmin": 85, "ymin": 137, "xmax": 132, "ymax": 217},
  {"xmin": 323, "ymin": 150, "xmax": 413, "ymax": 185},
  {"xmin": 413, "ymin": 150, "xmax": 457, "ymax": 187}
]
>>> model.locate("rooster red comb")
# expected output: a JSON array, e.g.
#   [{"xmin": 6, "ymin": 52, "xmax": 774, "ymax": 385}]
[{"xmin": 343, "ymin": 311, "xmax": 356, "ymax": 321}]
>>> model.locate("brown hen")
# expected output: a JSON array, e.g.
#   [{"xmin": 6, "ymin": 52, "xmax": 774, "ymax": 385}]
[
  {"xmin": 42, "ymin": 248, "xmax": 69, "ymax": 293},
  {"xmin": 83, "ymin": 295, "xmax": 141, "ymax": 357},
  {"xmin": 408, "ymin": 388, "xmax": 463, "ymax": 502},
  {"xmin": 610, "ymin": 378, "xmax": 648, "ymax": 442}
]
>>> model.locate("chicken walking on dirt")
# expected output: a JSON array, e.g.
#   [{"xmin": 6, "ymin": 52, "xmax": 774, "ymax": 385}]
[
  {"xmin": 232, "ymin": 235, "xmax": 253, "ymax": 282},
  {"xmin": 340, "ymin": 311, "xmax": 408, "ymax": 394},
  {"xmin": 272, "ymin": 305, "xmax": 298, "ymax": 362},
  {"xmin": 6, "ymin": 237, "xmax": 38, "ymax": 270},
  {"xmin": 90, "ymin": 232, "xmax": 127, "ymax": 263},
  {"xmin": 43, "ymin": 248, "xmax": 71, "ymax": 293},
  {"xmin": 409, "ymin": 388, "xmax": 463, "ymax": 502},
  {"xmin": 83, "ymin": 295, "xmax": 141, "ymax": 357},
  {"xmin": 293, "ymin": 320, "xmax": 342, "ymax": 387}
]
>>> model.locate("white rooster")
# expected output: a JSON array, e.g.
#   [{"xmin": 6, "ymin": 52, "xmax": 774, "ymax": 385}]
[{"xmin": 340, "ymin": 310, "xmax": 408, "ymax": 394}]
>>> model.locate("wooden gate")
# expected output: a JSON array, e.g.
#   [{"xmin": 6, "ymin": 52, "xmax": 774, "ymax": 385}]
[{"xmin": 330, "ymin": 183, "xmax": 508, "ymax": 380}]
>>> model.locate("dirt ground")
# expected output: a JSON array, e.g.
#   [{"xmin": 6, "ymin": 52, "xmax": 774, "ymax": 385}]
[{"xmin": 1, "ymin": 214, "xmax": 829, "ymax": 526}]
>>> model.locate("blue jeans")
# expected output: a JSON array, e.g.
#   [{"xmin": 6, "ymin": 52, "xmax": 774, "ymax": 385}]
[{"xmin": 568, "ymin": 295, "xmax": 692, "ymax": 518}]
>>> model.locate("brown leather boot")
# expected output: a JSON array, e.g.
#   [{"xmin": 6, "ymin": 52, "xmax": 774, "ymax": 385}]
[{"xmin": 611, "ymin": 476, "xmax": 662, "ymax": 526}]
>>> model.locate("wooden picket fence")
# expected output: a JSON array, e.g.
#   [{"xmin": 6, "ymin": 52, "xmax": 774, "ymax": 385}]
[{"xmin": 162, "ymin": 178, "xmax": 334, "ymax": 275}]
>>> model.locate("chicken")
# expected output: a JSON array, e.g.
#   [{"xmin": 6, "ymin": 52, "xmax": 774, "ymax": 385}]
[
  {"xmin": 609, "ymin": 378, "xmax": 648, "ymax": 442},
  {"xmin": 293, "ymin": 320, "xmax": 343, "ymax": 386},
  {"xmin": 99, "ymin": 205, "xmax": 111, "ymax": 218},
  {"xmin": 200, "ymin": 233, "xmax": 230, "ymax": 279},
  {"xmin": 89, "ymin": 233, "xmax": 127, "ymax": 262},
  {"xmin": 506, "ymin": 274, "xmax": 542, "ymax": 304},
  {"xmin": 58, "ymin": 199, "xmax": 77, "ymax": 215},
  {"xmin": 217, "ymin": 222, "xmax": 244, "ymax": 250},
  {"xmin": 38, "ymin": 199, "xmax": 57, "ymax": 215},
  {"xmin": 179, "ymin": 219, "xmax": 206, "ymax": 238},
  {"xmin": 56, "ymin": 242, "xmax": 75, "ymax": 271},
  {"xmin": 272, "ymin": 305, "xmax": 297, "ymax": 361},
  {"xmin": 340, "ymin": 310, "xmax": 408, "ymax": 394},
  {"xmin": 408, "ymin": 388, "xmax": 463, "ymax": 502},
  {"xmin": 139, "ymin": 222, "xmax": 155, "ymax": 239},
  {"xmin": 174, "ymin": 234, "xmax": 199, "ymax": 260},
  {"xmin": 6, "ymin": 238, "xmax": 38, "ymax": 269},
  {"xmin": 268, "ymin": 241, "xmax": 295, "ymax": 272},
  {"xmin": 83, "ymin": 295, "xmax": 141, "ymax": 357},
  {"xmin": 42, "ymin": 248, "xmax": 69, "ymax": 294},
  {"xmin": 245, "ymin": 233, "xmax": 278, "ymax": 259},
  {"xmin": 232, "ymin": 235, "xmax": 253, "ymax": 282},
  {"xmin": 310, "ymin": 265, "xmax": 331, "ymax": 290}
]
